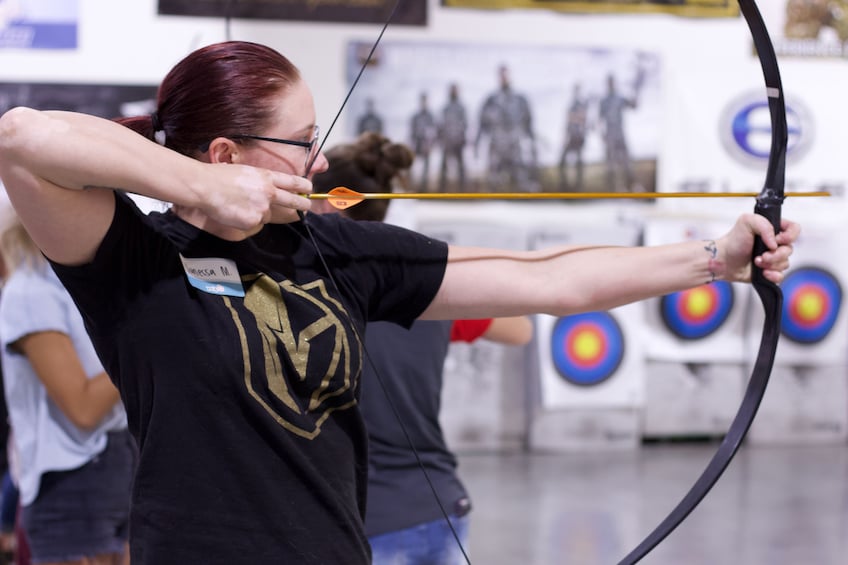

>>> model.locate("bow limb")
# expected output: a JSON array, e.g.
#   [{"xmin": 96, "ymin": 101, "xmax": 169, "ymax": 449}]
[{"xmin": 616, "ymin": 2, "xmax": 786, "ymax": 563}]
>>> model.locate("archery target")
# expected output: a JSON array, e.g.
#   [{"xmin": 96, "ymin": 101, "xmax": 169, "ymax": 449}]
[
  {"xmin": 660, "ymin": 281, "xmax": 735, "ymax": 340},
  {"xmin": 781, "ymin": 267, "xmax": 842, "ymax": 344},
  {"xmin": 643, "ymin": 216, "xmax": 751, "ymax": 363},
  {"xmin": 749, "ymin": 364, "xmax": 848, "ymax": 445},
  {"xmin": 536, "ymin": 305, "xmax": 644, "ymax": 408},
  {"xmin": 744, "ymin": 205, "xmax": 848, "ymax": 365},
  {"xmin": 550, "ymin": 312, "xmax": 624, "ymax": 386},
  {"xmin": 529, "ymin": 219, "xmax": 645, "ymax": 408}
]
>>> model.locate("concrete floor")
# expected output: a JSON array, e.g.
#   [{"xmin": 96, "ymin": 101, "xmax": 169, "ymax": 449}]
[{"xmin": 457, "ymin": 444, "xmax": 848, "ymax": 565}]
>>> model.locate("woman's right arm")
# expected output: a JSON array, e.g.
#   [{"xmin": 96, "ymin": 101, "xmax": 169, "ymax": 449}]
[
  {"xmin": 0, "ymin": 107, "xmax": 312, "ymax": 265},
  {"xmin": 13, "ymin": 331, "xmax": 119, "ymax": 431}
]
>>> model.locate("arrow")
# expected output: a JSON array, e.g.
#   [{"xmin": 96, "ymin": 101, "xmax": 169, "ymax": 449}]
[{"xmin": 310, "ymin": 186, "xmax": 830, "ymax": 210}]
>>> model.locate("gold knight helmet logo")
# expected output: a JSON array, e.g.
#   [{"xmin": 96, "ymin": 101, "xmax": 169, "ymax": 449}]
[{"xmin": 225, "ymin": 274, "xmax": 363, "ymax": 439}]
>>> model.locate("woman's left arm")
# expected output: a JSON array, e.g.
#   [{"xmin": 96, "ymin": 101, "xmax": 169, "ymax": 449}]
[
  {"xmin": 15, "ymin": 331, "xmax": 121, "ymax": 431},
  {"xmin": 420, "ymin": 213, "xmax": 799, "ymax": 321}
]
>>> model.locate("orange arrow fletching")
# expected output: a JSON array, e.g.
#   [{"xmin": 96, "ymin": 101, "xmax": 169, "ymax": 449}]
[{"xmin": 320, "ymin": 187, "xmax": 366, "ymax": 210}]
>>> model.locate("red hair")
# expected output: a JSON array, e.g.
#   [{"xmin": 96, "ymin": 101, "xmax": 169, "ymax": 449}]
[{"xmin": 116, "ymin": 41, "xmax": 301, "ymax": 156}]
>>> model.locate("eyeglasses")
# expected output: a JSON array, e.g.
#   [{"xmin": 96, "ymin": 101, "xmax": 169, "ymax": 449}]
[
  {"xmin": 201, "ymin": 126, "xmax": 320, "ymax": 172},
  {"xmin": 232, "ymin": 125, "xmax": 320, "ymax": 172}
]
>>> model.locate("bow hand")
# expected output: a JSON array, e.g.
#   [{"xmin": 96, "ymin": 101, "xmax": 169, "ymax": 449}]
[{"xmin": 717, "ymin": 213, "xmax": 798, "ymax": 285}]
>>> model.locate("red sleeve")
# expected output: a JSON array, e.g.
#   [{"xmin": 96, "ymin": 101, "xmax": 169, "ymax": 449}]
[{"xmin": 450, "ymin": 319, "xmax": 494, "ymax": 343}]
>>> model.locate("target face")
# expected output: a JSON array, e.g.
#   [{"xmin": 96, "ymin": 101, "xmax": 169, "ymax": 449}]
[
  {"xmin": 550, "ymin": 312, "xmax": 624, "ymax": 386},
  {"xmin": 781, "ymin": 267, "xmax": 842, "ymax": 344},
  {"xmin": 660, "ymin": 281, "xmax": 734, "ymax": 340}
]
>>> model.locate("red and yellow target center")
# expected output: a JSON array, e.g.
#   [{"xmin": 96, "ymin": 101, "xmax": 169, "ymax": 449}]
[
  {"xmin": 682, "ymin": 287, "xmax": 715, "ymax": 322},
  {"xmin": 790, "ymin": 285, "xmax": 828, "ymax": 326},
  {"xmin": 566, "ymin": 324, "xmax": 607, "ymax": 367}
]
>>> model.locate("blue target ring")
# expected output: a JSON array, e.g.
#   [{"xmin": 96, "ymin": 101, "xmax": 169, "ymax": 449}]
[
  {"xmin": 660, "ymin": 281, "xmax": 734, "ymax": 340},
  {"xmin": 781, "ymin": 267, "xmax": 842, "ymax": 344},
  {"xmin": 550, "ymin": 312, "xmax": 624, "ymax": 386}
]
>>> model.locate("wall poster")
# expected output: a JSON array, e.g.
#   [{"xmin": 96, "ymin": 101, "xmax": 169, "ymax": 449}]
[
  {"xmin": 345, "ymin": 40, "xmax": 662, "ymax": 195},
  {"xmin": 0, "ymin": 0, "xmax": 78, "ymax": 49},
  {"xmin": 760, "ymin": 1, "xmax": 848, "ymax": 59},
  {"xmin": 0, "ymin": 82, "xmax": 156, "ymax": 120},
  {"xmin": 158, "ymin": 0, "xmax": 427, "ymax": 26}
]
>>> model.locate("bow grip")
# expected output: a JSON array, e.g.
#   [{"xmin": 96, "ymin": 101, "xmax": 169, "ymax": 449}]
[{"xmin": 752, "ymin": 187, "xmax": 784, "ymax": 286}]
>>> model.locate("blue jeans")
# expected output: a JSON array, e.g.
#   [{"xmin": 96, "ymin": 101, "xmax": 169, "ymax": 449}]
[
  {"xmin": 0, "ymin": 472, "xmax": 17, "ymax": 533},
  {"xmin": 369, "ymin": 515, "xmax": 470, "ymax": 565}
]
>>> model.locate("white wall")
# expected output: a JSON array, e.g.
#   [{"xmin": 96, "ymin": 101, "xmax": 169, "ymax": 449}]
[
  {"xmin": 0, "ymin": 1, "xmax": 838, "ymax": 219},
  {"xmin": 0, "ymin": 0, "xmax": 753, "ymax": 148},
  {"xmin": 3, "ymin": 1, "xmax": 844, "ymax": 446}
]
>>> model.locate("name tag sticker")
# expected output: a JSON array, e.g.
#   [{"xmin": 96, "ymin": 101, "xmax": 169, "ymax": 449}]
[{"xmin": 179, "ymin": 255, "xmax": 245, "ymax": 298}]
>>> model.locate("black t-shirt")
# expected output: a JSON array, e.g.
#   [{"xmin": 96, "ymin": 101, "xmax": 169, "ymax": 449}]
[
  {"xmin": 360, "ymin": 320, "xmax": 469, "ymax": 537},
  {"xmin": 51, "ymin": 193, "xmax": 448, "ymax": 565}
]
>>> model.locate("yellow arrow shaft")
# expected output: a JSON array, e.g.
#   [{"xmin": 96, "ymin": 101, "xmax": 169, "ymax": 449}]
[{"xmin": 309, "ymin": 191, "xmax": 829, "ymax": 201}]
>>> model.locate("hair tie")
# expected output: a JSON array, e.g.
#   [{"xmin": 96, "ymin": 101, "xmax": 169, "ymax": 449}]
[{"xmin": 151, "ymin": 112, "xmax": 166, "ymax": 146}]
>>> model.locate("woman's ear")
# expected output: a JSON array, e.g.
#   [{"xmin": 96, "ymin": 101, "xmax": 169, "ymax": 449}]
[{"xmin": 206, "ymin": 137, "xmax": 238, "ymax": 164}]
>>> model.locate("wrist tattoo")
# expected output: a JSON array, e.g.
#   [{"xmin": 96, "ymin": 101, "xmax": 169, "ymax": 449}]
[{"xmin": 704, "ymin": 240, "xmax": 718, "ymax": 283}]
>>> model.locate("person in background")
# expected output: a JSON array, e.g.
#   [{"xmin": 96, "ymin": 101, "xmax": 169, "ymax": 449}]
[
  {"xmin": 0, "ymin": 207, "xmax": 25, "ymax": 565},
  {"xmin": 598, "ymin": 73, "xmax": 640, "ymax": 193},
  {"xmin": 475, "ymin": 65, "xmax": 538, "ymax": 191},
  {"xmin": 437, "ymin": 83, "xmax": 469, "ymax": 192},
  {"xmin": 558, "ymin": 82, "xmax": 589, "ymax": 192},
  {"xmin": 0, "ymin": 239, "xmax": 12, "ymax": 565},
  {"xmin": 357, "ymin": 97, "xmax": 384, "ymax": 136},
  {"xmin": 410, "ymin": 92, "xmax": 438, "ymax": 192},
  {"xmin": 0, "ymin": 214, "xmax": 133, "ymax": 565},
  {"xmin": 0, "ymin": 40, "xmax": 798, "ymax": 564},
  {"xmin": 312, "ymin": 132, "xmax": 533, "ymax": 564}
]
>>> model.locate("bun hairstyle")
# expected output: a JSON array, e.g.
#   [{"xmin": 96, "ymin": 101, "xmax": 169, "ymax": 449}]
[{"xmin": 313, "ymin": 132, "xmax": 414, "ymax": 222}]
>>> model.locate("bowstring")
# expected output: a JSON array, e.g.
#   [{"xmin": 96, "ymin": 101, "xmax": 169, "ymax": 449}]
[
  {"xmin": 217, "ymin": 1, "xmax": 469, "ymax": 559},
  {"xmin": 296, "ymin": 1, "xmax": 472, "ymax": 562},
  {"xmin": 306, "ymin": 4, "xmax": 399, "ymax": 167}
]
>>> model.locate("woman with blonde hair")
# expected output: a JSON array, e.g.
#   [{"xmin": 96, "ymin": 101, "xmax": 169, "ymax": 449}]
[{"xmin": 0, "ymin": 211, "xmax": 134, "ymax": 565}]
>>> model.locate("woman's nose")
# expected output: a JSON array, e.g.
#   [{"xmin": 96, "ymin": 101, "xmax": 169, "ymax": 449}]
[{"xmin": 309, "ymin": 151, "xmax": 329, "ymax": 176}]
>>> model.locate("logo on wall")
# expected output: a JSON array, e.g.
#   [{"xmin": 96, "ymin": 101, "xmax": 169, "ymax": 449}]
[
  {"xmin": 550, "ymin": 312, "xmax": 624, "ymax": 386},
  {"xmin": 660, "ymin": 281, "xmax": 735, "ymax": 340},
  {"xmin": 720, "ymin": 91, "xmax": 814, "ymax": 167},
  {"xmin": 781, "ymin": 267, "xmax": 843, "ymax": 344}
]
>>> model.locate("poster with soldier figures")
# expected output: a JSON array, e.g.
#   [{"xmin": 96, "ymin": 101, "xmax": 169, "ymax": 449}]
[{"xmin": 346, "ymin": 40, "xmax": 661, "ymax": 195}]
